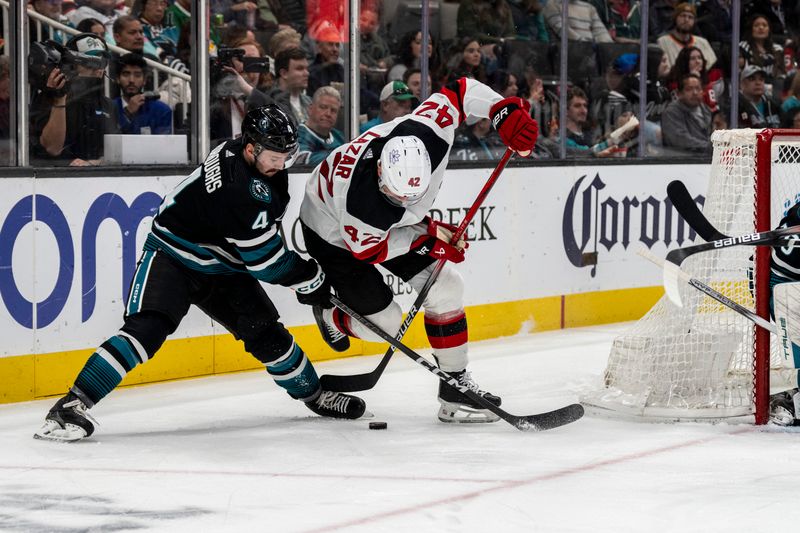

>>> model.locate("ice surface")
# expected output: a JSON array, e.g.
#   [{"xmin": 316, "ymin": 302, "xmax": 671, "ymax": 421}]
[{"xmin": 2, "ymin": 323, "xmax": 799, "ymax": 532}]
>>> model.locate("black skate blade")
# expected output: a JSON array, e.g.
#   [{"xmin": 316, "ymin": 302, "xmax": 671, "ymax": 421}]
[{"xmin": 513, "ymin": 403, "xmax": 584, "ymax": 431}]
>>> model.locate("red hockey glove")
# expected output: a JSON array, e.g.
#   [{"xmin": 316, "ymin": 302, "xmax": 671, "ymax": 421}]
[
  {"xmin": 423, "ymin": 216, "xmax": 468, "ymax": 251},
  {"xmin": 410, "ymin": 234, "xmax": 465, "ymax": 263},
  {"xmin": 490, "ymin": 97, "xmax": 539, "ymax": 156}
]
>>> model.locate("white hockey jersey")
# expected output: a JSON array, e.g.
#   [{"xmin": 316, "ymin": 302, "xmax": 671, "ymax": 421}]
[{"xmin": 299, "ymin": 78, "xmax": 503, "ymax": 264}]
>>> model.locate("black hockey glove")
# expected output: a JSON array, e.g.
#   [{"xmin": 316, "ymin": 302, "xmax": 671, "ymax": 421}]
[{"xmin": 294, "ymin": 261, "xmax": 333, "ymax": 308}]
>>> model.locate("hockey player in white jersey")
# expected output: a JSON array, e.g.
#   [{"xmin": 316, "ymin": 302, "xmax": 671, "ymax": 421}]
[{"xmin": 299, "ymin": 77, "xmax": 539, "ymax": 423}]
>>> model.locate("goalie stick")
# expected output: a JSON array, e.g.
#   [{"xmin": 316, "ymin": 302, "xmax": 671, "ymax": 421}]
[
  {"xmin": 319, "ymin": 149, "xmax": 515, "ymax": 393},
  {"xmin": 638, "ymin": 247, "xmax": 777, "ymax": 334},
  {"xmin": 665, "ymin": 180, "xmax": 800, "ymax": 270},
  {"xmin": 329, "ymin": 295, "xmax": 585, "ymax": 431}
]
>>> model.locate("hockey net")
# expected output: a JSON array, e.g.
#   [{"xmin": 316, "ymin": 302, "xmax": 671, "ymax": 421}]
[{"xmin": 582, "ymin": 129, "xmax": 800, "ymax": 423}]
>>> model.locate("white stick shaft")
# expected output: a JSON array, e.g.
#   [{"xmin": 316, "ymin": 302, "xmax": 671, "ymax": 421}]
[{"xmin": 637, "ymin": 247, "xmax": 777, "ymax": 334}]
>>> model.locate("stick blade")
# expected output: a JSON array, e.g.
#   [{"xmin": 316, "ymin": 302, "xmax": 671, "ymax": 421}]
[
  {"xmin": 663, "ymin": 260, "xmax": 686, "ymax": 307},
  {"xmin": 667, "ymin": 180, "xmax": 727, "ymax": 241},
  {"xmin": 515, "ymin": 403, "xmax": 584, "ymax": 431},
  {"xmin": 319, "ymin": 372, "xmax": 378, "ymax": 393}
]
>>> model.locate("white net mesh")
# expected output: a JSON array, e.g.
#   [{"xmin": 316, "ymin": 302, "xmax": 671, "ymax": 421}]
[{"xmin": 582, "ymin": 129, "xmax": 800, "ymax": 420}]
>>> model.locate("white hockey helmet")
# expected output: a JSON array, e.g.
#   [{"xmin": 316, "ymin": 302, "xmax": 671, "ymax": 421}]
[{"xmin": 378, "ymin": 136, "xmax": 431, "ymax": 207}]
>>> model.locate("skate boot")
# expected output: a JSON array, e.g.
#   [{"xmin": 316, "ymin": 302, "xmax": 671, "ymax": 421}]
[
  {"xmin": 769, "ymin": 388, "xmax": 800, "ymax": 426},
  {"xmin": 305, "ymin": 390, "xmax": 366, "ymax": 419},
  {"xmin": 313, "ymin": 306, "xmax": 350, "ymax": 352},
  {"xmin": 34, "ymin": 391, "xmax": 96, "ymax": 442},
  {"xmin": 437, "ymin": 369, "xmax": 502, "ymax": 423}
]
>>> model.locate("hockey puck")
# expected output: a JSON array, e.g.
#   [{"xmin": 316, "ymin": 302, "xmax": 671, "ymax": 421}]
[{"xmin": 369, "ymin": 421, "xmax": 388, "ymax": 430}]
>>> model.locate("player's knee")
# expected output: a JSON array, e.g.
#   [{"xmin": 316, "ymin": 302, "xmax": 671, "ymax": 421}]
[
  {"xmin": 425, "ymin": 267, "xmax": 464, "ymax": 314},
  {"xmin": 244, "ymin": 321, "xmax": 295, "ymax": 364},
  {"xmin": 366, "ymin": 301, "xmax": 402, "ymax": 335},
  {"xmin": 120, "ymin": 311, "xmax": 178, "ymax": 359}
]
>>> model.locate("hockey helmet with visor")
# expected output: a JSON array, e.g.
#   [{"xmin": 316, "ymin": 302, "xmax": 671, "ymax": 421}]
[
  {"xmin": 241, "ymin": 104, "xmax": 299, "ymax": 169},
  {"xmin": 378, "ymin": 136, "xmax": 431, "ymax": 207}
]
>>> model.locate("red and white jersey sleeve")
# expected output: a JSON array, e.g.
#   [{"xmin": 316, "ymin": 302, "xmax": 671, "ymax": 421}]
[{"xmin": 299, "ymin": 78, "xmax": 503, "ymax": 262}]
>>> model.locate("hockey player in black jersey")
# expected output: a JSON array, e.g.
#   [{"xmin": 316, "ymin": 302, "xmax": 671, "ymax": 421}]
[
  {"xmin": 767, "ymin": 202, "xmax": 800, "ymax": 426},
  {"xmin": 299, "ymin": 77, "xmax": 539, "ymax": 423},
  {"xmin": 35, "ymin": 105, "xmax": 366, "ymax": 442}
]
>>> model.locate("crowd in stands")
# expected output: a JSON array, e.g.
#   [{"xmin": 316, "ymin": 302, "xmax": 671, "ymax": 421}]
[{"xmin": 6, "ymin": 0, "xmax": 800, "ymax": 166}]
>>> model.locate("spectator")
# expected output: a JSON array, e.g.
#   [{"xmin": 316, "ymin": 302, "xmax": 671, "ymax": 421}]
[
  {"xmin": 268, "ymin": 48, "xmax": 311, "ymax": 125},
  {"xmin": 29, "ymin": 33, "xmax": 120, "ymax": 165},
  {"xmin": 648, "ymin": 0, "xmax": 680, "ymax": 38},
  {"xmin": 697, "ymin": 0, "xmax": 733, "ymax": 43},
  {"xmin": 297, "ymin": 86, "xmax": 344, "ymax": 166},
  {"xmin": 782, "ymin": 105, "xmax": 800, "ymax": 128},
  {"xmin": 522, "ymin": 64, "xmax": 556, "ymax": 138},
  {"xmin": 76, "ymin": 17, "xmax": 107, "ymax": 40},
  {"xmin": 457, "ymin": 0, "xmax": 516, "ymax": 60},
  {"xmin": 210, "ymin": 0, "xmax": 281, "ymax": 33},
  {"xmin": 307, "ymin": 25, "xmax": 344, "ymax": 96},
  {"xmin": 388, "ymin": 31, "xmax": 439, "ymax": 83},
  {"xmin": 113, "ymin": 53, "xmax": 172, "ymax": 135},
  {"xmin": 744, "ymin": 0, "xmax": 799, "ymax": 39},
  {"xmin": 560, "ymin": 87, "xmax": 621, "ymax": 157},
  {"xmin": 359, "ymin": 81, "xmax": 415, "ymax": 133},
  {"xmin": 452, "ymin": 117, "xmax": 506, "ymax": 161},
  {"xmin": 712, "ymin": 109, "xmax": 729, "ymax": 131},
  {"xmin": 781, "ymin": 71, "xmax": 800, "ymax": 116},
  {"xmin": 67, "ymin": 0, "xmax": 126, "ymax": 33},
  {"xmin": 359, "ymin": 7, "xmax": 391, "ymax": 71},
  {"xmin": 222, "ymin": 23, "xmax": 257, "ymax": 48},
  {"xmin": 441, "ymin": 38, "xmax": 487, "ymax": 85},
  {"xmin": 402, "ymin": 68, "xmax": 432, "ymax": 101},
  {"xmin": 166, "ymin": 0, "xmax": 222, "ymax": 49},
  {"xmin": 661, "ymin": 73, "xmax": 712, "ymax": 153},
  {"xmin": 656, "ymin": 3, "xmax": 717, "ymax": 69},
  {"xmin": 269, "ymin": 27, "xmax": 302, "ymax": 57},
  {"xmin": 134, "ymin": 0, "xmax": 181, "ymax": 60},
  {"xmin": 30, "ymin": 0, "xmax": 69, "ymax": 43},
  {"xmin": 738, "ymin": 64, "xmax": 781, "ymax": 128},
  {"xmin": 646, "ymin": 45, "xmax": 672, "ymax": 126},
  {"xmin": 507, "ymin": 0, "xmax": 549, "ymax": 42},
  {"xmin": 739, "ymin": 14, "xmax": 786, "ymax": 82},
  {"xmin": 667, "ymin": 46, "xmax": 721, "ymax": 113},
  {"xmin": 593, "ymin": 53, "xmax": 638, "ymax": 139},
  {"xmin": 606, "ymin": 0, "xmax": 642, "ymax": 44},
  {"xmin": 543, "ymin": 0, "xmax": 613, "ymax": 43},
  {"xmin": 487, "ymin": 69, "xmax": 519, "ymax": 98}
]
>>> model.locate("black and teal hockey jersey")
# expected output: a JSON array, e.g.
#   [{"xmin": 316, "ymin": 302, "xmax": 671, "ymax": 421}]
[{"xmin": 145, "ymin": 138, "xmax": 317, "ymax": 287}]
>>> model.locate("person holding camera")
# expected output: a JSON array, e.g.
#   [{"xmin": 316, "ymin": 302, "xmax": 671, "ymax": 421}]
[
  {"xmin": 114, "ymin": 53, "xmax": 172, "ymax": 135},
  {"xmin": 29, "ymin": 33, "xmax": 119, "ymax": 166},
  {"xmin": 210, "ymin": 40, "xmax": 272, "ymax": 145}
]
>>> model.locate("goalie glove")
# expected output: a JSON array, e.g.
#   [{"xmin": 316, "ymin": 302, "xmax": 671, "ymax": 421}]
[
  {"xmin": 293, "ymin": 260, "xmax": 333, "ymax": 308},
  {"xmin": 490, "ymin": 96, "xmax": 539, "ymax": 156}
]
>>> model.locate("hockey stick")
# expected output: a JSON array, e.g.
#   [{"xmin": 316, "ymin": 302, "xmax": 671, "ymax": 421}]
[
  {"xmin": 638, "ymin": 247, "xmax": 777, "ymax": 333},
  {"xmin": 330, "ymin": 295, "xmax": 585, "ymax": 431},
  {"xmin": 319, "ymin": 149, "xmax": 515, "ymax": 393},
  {"xmin": 666, "ymin": 180, "xmax": 800, "ymax": 268}
]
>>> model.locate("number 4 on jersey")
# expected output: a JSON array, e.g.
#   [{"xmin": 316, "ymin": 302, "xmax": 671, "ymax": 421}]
[{"xmin": 252, "ymin": 211, "xmax": 269, "ymax": 230}]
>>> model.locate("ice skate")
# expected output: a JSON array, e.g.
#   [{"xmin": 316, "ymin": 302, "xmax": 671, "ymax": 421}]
[
  {"xmin": 305, "ymin": 390, "xmax": 366, "ymax": 419},
  {"xmin": 313, "ymin": 306, "xmax": 350, "ymax": 352},
  {"xmin": 437, "ymin": 370, "xmax": 501, "ymax": 423},
  {"xmin": 34, "ymin": 391, "xmax": 96, "ymax": 442},
  {"xmin": 769, "ymin": 388, "xmax": 800, "ymax": 426}
]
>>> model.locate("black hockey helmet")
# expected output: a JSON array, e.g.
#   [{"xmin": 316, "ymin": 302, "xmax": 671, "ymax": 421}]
[{"xmin": 241, "ymin": 105, "xmax": 299, "ymax": 167}]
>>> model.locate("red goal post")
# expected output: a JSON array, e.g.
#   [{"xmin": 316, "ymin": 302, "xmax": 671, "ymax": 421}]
[{"xmin": 583, "ymin": 129, "xmax": 800, "ymax": 424}]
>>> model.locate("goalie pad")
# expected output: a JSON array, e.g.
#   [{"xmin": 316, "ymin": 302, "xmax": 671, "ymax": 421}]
[{"xmin": 773, "ymin": 282, "xmax": 800, "ymax": 390}]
